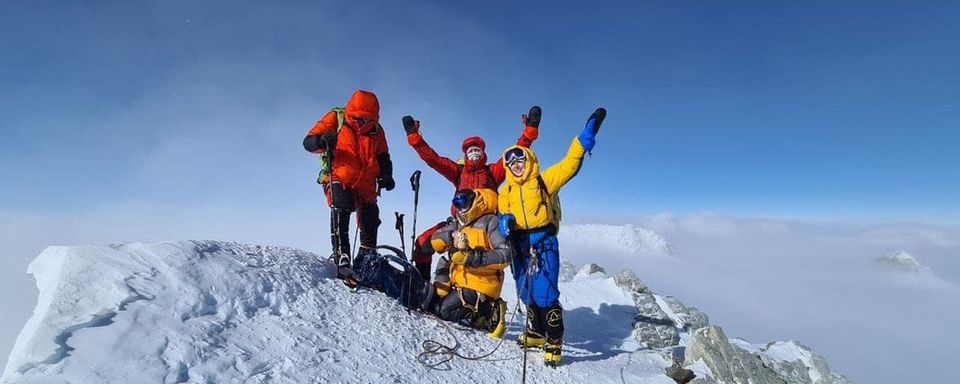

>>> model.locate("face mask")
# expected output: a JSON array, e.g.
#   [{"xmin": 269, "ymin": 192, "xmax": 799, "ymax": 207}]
[{"xmin": 466, "ymin": 146, "xmax": 483, "ymax": 161}]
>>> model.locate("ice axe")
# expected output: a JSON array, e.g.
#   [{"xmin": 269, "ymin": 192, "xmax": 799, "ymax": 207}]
[{"xmin": 409, "ymin": 170, "xmax": 422, "ymax": 262}]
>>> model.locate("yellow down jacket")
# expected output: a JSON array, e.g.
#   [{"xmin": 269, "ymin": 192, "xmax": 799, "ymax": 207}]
[
  {"xmin": 498, "ymin": 138, "xmax": 587, "ymax": 230},
  {"xmin": 430, "ymin": 189, "xmax": 513, "ymax": 299}
]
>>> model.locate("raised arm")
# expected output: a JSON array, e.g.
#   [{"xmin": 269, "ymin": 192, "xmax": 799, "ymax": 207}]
[
  {"xmin": 491, "ymin": 106, "xmax": 541, "ymax": 183},
  {"xmin": 404, "ymin": 116, "xmax": 461, "ymax": 184},
  {"xmin": 541, "ymin": 108, "xmax": 606, "ymax": 194}
]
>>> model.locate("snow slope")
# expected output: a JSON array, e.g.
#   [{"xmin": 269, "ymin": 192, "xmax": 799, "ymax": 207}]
[
  {"xmin": 2, "ymin": 241, "xmax": 676, "ymax": 383},
  {"xmin": 3, "ymin": 240, "xmax": 850, "ymax": 383}
]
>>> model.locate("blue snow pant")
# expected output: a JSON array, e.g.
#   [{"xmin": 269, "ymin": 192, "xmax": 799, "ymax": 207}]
[{"xmin": 511, "ymin": 227, "xmax": 561, "ymax": 308}]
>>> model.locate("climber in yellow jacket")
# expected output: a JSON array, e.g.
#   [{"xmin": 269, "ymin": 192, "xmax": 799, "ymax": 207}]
[
  {"xmin": 497, "ymin": 107, "xmax": 606, "ymax": 367},
  {"xmin": 420, "ymin": 188, "xmax": 512, "ymax": 338}
]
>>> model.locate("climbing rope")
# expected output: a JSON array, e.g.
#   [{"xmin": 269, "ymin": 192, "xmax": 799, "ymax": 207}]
[{"xmin": 415, "ymin": 300, "xmax": 521, "ymax": 369}]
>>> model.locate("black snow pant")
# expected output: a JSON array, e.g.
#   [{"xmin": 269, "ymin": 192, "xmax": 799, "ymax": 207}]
[
  {"xmin": 434, "ymin": 287, "xmax": 498, "ymax": 331},
  {"xmin": 328, "ymin": 182, "xmax": 381, "ymax": 262}
]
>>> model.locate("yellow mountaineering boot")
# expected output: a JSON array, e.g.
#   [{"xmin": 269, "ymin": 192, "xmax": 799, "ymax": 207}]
[
  {"xmin": 487, "ymin": 299, "xmax": 508, "ymax": 339},
  {"xmin": 544, "ymin": 342, "xmax": 562, "ymax": 368},
  {"xmin": 517, "ymin": 331, "xmax": 546, "ymax": 349}
]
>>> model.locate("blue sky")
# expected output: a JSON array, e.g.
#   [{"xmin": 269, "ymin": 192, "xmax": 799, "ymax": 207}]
[{"xmin": 2, "ymin": 0, "xmax": 959, "ymax": 225}]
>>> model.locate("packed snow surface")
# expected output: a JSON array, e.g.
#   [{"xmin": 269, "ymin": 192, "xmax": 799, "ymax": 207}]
[{"xmin": 2, "ymin": 241, "xmax": 677, "ymax": 383}]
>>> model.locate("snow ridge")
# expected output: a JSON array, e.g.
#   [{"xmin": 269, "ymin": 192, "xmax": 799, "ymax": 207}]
[
  {"xmin": 3, "ymin": 241, "xmax": 673, "ymax": 383},
  {"xmin": 3, "ymin": 240, "xmax": 848, "ymax": 384}
]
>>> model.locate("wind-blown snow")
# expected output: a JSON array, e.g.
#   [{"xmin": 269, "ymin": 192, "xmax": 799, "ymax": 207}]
[{"xmin": 3, "ymin": 241, "xmax": 677, "ymax": 384}]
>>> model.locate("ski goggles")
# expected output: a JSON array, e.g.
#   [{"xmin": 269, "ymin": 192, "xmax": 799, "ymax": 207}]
[
  {"xmin": 350, "ymin": 116, "xmax": 373, "ymax": 128},
  {"xmin": 452, "ymin": 189, "xmax": 476, "ymax": 211},
  {"xmin": 504, "ymin": 148, "xmax": 526, "ymax": 165}
]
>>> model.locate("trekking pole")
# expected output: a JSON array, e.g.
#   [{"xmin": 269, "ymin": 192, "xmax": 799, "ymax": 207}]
[
  {"xmin": 409, "ymin": 170, "xmax": 422, "ymax": 262},
  {"xmin": 395, "ymin": 212, "xmax": 406, "ymax": 258}
]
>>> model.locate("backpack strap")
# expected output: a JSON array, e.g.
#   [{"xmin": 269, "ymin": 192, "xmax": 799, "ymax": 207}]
[
  {"xmin": 332, "ymin": 107, "xmax": 345, "ymax": 131},
  {"xmin": 536, "ymin": 175, "xmax": 551, "ymax": 198},
  {"xmin": 317, "ymin": 107, "xmax": 346, "ymax": 185}
]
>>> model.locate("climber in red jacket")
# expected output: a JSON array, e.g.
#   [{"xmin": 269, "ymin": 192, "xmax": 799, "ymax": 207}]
[{"xmin": 402, "ymin": 106, "xmax": 541, "ymax": 279}]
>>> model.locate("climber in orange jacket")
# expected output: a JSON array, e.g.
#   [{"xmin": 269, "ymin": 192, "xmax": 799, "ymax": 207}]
[{"xmin": 303, "ymin": 90, "xmax": 395, "ymax": 281}]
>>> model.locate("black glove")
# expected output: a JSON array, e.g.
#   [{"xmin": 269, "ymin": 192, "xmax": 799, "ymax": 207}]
[
  {"xmin": 402, "ymin": 115, "xmax": 419, "ymax": 134},
  {"xmin": 378, "ymin": 176, "xmax": 396, "ymax": 191},
  {"xmin": 589, "ymin": 108, "xmax": 606, "ymax": 133},
  {"xmin": 320, "ymin": 131, "xmax": 337, "ymax": 147},
  {"xmin": 303, "ymin": 131, "xmax": 338, "ymax": 152},
  {"xmin": 524, "ymin": 105, "xmax": 542, "ymax": 128}
]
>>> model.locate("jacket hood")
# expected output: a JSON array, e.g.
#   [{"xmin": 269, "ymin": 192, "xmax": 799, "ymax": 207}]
[
  {"xmin": 502, "ymin": 145, "xmax": 539, "ymax": 184},
  {"xmin": 344, "ymin": 90, "xmax": 380, "ymax": 122},
  {"xmin": 461, "ymin": 136, "xmax": 488, "ymax": 170},
  {"xmin": 459, "ymin": 188, "xmax": 498, "ymax": 224}
]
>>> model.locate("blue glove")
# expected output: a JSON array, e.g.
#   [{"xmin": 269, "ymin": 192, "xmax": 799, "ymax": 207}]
[
  {"xmin": 498, "ymin": 214, "xmax": 516, "ymax": 237},
  {"xmin": 578, "ymin": 108, "xmax": 606, "ymax": 152}
]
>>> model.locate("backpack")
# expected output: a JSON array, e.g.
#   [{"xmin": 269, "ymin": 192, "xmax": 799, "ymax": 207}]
[{"xmin": 316, "ymin": 108, "xmax": 345, "ymax": 185}]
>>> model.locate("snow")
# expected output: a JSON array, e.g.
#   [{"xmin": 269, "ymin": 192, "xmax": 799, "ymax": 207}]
[
  {"xmin": 763, "ymin": 341, "xmax": 824, "ymax": 383},
  {"xmin": 561, "ymin": 224, "xmax": 676, "ymax": 258},
  {"xmin": 3, "ymin": 241, "xmax": 678, "ymax": 384},
  {"xmin": 734, "ymin": 339, "xmax": 825, "ymax": 384},
  {"xmin": 685, "ymin": 358, "xmax": 714, "ymax": 381},
  {"xmin": 876, "ymin": 250, "xmax": 928, "ymax": 273}
]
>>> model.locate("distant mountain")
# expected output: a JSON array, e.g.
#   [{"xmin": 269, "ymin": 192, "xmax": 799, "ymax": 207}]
[
  {"xmin": 876, "ymin": 250, "xmax": 929, "ymax": 273},
  {"xmin": 562, "ymin": 223, "xmax": 677, "ymax": 257}
]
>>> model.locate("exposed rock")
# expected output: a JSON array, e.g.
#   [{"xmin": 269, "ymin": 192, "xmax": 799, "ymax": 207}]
[
  {"xmin": 613, "ymin": 269, "xmax": 649, "ymax": 294},
  {"xmin": 611, "ymin": 270, "xmax": 679, "ymax": 349},
  {"xmin": 757, "ymin": 341, "xmax": 851, "ymax": 384},
  {"xmin": 660, "ymin": 295, "xmax": 709, "ymax": 332},
  {"xmin": 684, "ymin": 326, "xmax": 785, "ymax": 384},
  {"xmin": 630, "ymin": 291, "xmax": 680, "ymax": 349},
  {"xmin": 559, "ymin": 258, "xmax": 578, "ymax": 282},
  {"xmin": 576, "ymin": 263, "xmax": 606, "ymax": 277},
  {"xmin": 666, "ymin": 364, "xmax": 697, "ymax": 383},
  {"xmin": 689, "ymin": 377, "xmax": 719, "ymax": 384}
]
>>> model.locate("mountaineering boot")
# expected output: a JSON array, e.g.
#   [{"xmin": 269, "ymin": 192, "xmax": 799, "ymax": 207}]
[
  {"xmin": 335, "ymin": 253, "xmax": 359, "ymax": 288},
  {"xmin": 543, "ymin": 342, "xmax": 562, "ymax": 367},
  {"xmin": 517, "ymin": 331, "xmax": 546, "ymax": 348},
  {"xmin": 517, "ymin": 304, "xmax": 546, "ymax": 348},
  {"xmin": 487, "ymin": 299, "xmax": 508, "ymax": 339}
]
